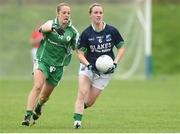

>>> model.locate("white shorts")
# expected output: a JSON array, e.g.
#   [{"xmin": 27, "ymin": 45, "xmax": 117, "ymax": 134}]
[
  {"xmin": 79, "ymin": 63, "xmax": 112, "ymax": 90},
  {"xmin": 31, "ymin": 48, "xmax": 38, "ymax": 63}
]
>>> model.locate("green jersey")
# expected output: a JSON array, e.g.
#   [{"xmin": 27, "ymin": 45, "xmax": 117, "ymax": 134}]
[{"xmin": 36, "ymin": 18, "xmax": 79, "ymax": 67}]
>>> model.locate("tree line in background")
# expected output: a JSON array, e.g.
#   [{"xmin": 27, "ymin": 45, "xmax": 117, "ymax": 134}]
[{"xmin": 0, "ymin": 0, "xmax": 180, "ymax": 5}]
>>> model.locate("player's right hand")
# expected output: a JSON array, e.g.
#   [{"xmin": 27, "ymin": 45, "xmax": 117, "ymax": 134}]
[
  {"xmin": 87, "ymin": 64, "xmax": 100, "ymax": 76},
  {"xmin": 87, "ymin": 64, "xmax": 93, "ymax": 70},
  {"xmin": 52, "ymin": 26, "xmax": 65, "ymax": 35}
]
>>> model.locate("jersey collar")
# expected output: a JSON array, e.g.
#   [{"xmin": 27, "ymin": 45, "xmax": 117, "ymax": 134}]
[{"xmin": 91, "ymin": 21, "xmax": 106, "ymax": 32}]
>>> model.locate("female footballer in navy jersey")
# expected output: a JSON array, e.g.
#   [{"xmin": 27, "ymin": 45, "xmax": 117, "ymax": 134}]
[{"xmin": 73, "ymin": 3, "xmax": 125, "ymax": 128}]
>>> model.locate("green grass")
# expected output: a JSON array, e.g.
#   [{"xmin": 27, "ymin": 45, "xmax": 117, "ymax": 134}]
[{"xmin": 0, "ymin": 77, "xmax": 180, "ymax": 132}]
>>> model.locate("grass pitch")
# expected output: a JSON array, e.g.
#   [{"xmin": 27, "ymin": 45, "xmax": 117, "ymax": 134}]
[{"xmin": 0, "ymin": 76, "xmax": 180, "ymax": 132}]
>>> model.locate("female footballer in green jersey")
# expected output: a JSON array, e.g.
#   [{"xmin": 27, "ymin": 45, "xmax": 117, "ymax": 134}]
[{"xmin": 22, "ymin": 2, "xmax": 79, "ymax": 126}]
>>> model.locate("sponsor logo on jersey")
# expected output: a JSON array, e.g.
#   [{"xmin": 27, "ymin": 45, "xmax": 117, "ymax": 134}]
[
  {"xmin": 47, "ymin": 39, "xmax": 58, "ymax": 45},
  {"xmin": 96, "ymin": 36, "xmax": 104, "ymax": 39},
  {"xmin": 88, "ymin": 37, "xmax": 95, "ymax": 41},
  {"xmin": 90, "ymin": 42, "xmax": 112, "ymax": 53},
  {"xmin": 58, "ymin": 35, "xmax": 63, "ymax": 39}
]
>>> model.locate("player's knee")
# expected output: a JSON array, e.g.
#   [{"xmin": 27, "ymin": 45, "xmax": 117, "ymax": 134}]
[
  {"xmin": 84, "ymin": 103, "xmax": 89, "ymax": 109},
  {"xmin": 85, "ymin": 101, "xmax": 94, "ymax": 108},
  {"xmin": 33, "ymin": 84, "xmax": 42, "ymax": 92},
  {"xmin": 33, "ymin": 85, "xmax": 41, "ymax": 92},
  {"xmin": 39, "ymin": 96, "xmax": 49, "ymax": 103}
]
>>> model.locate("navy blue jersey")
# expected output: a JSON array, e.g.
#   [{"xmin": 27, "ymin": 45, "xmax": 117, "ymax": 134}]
[{"xmin": 77, "ymin": 23, "xmax": 124, "ymax": 67}]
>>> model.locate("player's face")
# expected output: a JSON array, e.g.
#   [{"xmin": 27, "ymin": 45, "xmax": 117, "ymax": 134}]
[
  {"xmin": 57, "ymin": 6, "xmax": 71, "ymax": 25},
  {"xmin": 90, "ymin": 6, "xmax": 103, "ymax": 25}
]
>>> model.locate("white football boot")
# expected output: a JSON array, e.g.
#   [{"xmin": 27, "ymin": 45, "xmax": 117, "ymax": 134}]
[{"xmin": 74, "ymin": 120, "xmax": 81, "ymax": 129}]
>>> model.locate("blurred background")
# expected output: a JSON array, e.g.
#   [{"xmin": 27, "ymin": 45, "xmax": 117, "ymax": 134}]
[{"xmin": 0, "ymin": 0, "xmax": 179, "ymax": 80}]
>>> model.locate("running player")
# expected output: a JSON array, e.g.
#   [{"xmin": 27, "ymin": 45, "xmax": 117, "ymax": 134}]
[
  {"xmin": 22, "ymin": 2, "xmax": 79, "ymax": 126},
  {"xmin": 73, "ymin": 3, "xmax": 125, "ymax": 128}
]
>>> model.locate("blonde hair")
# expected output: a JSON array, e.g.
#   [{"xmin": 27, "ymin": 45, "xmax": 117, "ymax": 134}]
[
  {"xmin": 56, "ymin": 2, "xmax": 70, "ymax": 13},
  {"xmin": 89, "ymin": 3, "xmax": 103, "ymax": 14}
]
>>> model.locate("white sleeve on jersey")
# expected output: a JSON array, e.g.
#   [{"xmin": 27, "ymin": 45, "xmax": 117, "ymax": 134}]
[{"xmin": 41, "ymin": 20, "xmax": 53, "ymax": 32}]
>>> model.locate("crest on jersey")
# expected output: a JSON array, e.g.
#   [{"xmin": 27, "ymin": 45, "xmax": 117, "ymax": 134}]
[
  {"xmin": 106, "ymin": 34, "xmax": 112, "ymax": 42},
  {"xmin": 66, "ymin": 36, "xmax": 71, "ymax": 41}
]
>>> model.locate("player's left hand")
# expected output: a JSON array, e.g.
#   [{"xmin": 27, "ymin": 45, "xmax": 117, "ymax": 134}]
[{"xmin": 104, "ymin": 63, "xmax": 117, "ymax": 74}]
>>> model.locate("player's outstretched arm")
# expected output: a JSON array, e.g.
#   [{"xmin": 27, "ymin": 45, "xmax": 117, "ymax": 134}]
[
  {"xmin": 39, "ymin": 20, "xmax": 53, "ymax": 33},
  {"xmin": 76, "ymin": 50, "xmax": 89, "ymax": 66},
  {"xmin": 114, "ymin": 47, "xmax": 125, "ymax": 64}
]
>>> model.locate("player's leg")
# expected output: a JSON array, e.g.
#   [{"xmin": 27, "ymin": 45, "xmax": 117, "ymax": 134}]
[
  {"xmin": 22, "ymin": 69, "xmax": 45, "ymax": 126},
  {"xmin": 75, "ymin": 76, "xmax": 110, "ymax": 128},
  {"xmin": 32, "ymin": 66, "xmax": 62, "ymax": 121},
  {"xmin": 73, "ymin": 75, "xmax": 91, "ymax": 128},
  {"xmin": 84, "ymin": 74, "xmax": 112, "ymax": 108},
  {"xmin": 32, "ymin": 80, "xmax": 55, "ymax": 121},
  {"xmin": 84, "ymin": 86, "xmax": 102, "ymax": 108}
]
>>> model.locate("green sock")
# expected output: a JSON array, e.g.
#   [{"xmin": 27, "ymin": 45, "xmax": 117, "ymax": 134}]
[
  {"xmin": 73, "ymin": 113, "xmax": 83, "ymax": 121},
  {"xmin": 35, "ymin": 100, "xmax": 44, "ymax": 110},
  {"xmin": 34, "ymin": 101, "xmax": 44, "ymax": 114},
  {"xmin": 26, "ymin": 110, "xmax": 33, "ymax": 116},
  {"xmin": 34, "ymin": 103, "xmax": 40, "ymax": 111}
]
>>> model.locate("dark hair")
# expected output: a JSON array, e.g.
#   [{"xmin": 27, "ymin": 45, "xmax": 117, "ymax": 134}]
[
  {"xmin": 56, "ymin": 2, "xmax": 70, "ymax": 13},
  {"xmin": 89, "ymin": 3, "xmax": 103, "ymax": 14}
]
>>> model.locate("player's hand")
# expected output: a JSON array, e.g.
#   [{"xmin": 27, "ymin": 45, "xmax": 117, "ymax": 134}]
[
  {"xmin": 87, "ymin": 64, "xmax": 100, "ymax": 76},
  {"xmin": 87, "ymin": 64, "xmax": 93, "ymax": 70},
  {"xmin": 51, "ymin": 26, "xmax": 65, "ymax": 35},
  {"xmin": 104, "ymin": 63, "xmax": 117, "ymax": 74}
]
